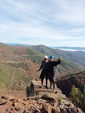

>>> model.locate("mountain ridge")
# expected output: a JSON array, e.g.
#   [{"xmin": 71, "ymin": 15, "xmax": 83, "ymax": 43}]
[{"xmin": 27, "ymin": 45, "xmax": 85, "ymax": 66}]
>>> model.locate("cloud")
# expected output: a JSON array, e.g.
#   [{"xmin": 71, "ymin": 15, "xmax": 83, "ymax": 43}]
[{"xmin": 0, "ymin": 0, "xmax": 85, "ymax": 47}]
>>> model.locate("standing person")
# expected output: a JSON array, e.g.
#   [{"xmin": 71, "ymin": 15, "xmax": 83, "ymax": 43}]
[
  {"xmin": 48, "ymin": 55, "xmax": 61, "ymax": 93},
  {"xmin": 38, "ymin": 56, "xmax": 48, "ymax": 88}
]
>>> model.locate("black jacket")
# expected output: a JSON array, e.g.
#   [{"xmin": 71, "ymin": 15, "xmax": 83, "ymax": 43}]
[
  {"xmin": 38, "ymin": 60, "xmax": 48, "ymax": 71},
  {"xmin": 48, "ymin": 60, "xmax": 61, "ymax": 74}
]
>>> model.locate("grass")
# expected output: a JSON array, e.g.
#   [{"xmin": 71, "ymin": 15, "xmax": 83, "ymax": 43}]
[
  {"xmin": 0, "ymin": 82, "xmax": 8, "ymax": 97},
  {"xmin": 61, "ymin": 59, "xmax": 84, "ymax": 71},
  {"xmin": 58, "ymin": 96, "xmax": 63, "ymax": 105},
  {"xmin": 0, "ymin": 63, "xmax": 32, "ymax": 90},
  {"xmin": 0, "ymin": 64, "xmax": 12, "ymax": 84},
  {"xmin": 26, "ymin": 48, "xmax": 44, "ymax": 64},
  {"xmin": 5, "ymin": 62, "xmax": 27, "ymax": 70}
]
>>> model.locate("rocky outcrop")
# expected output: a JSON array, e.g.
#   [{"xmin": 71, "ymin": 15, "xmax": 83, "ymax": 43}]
[
  {"xmin": 56, "ymin": 76, "xmax": 85, "ymax": 96},
  {"xmin": 0, "ymin": 80, "xmax": 84, "ymax": 113}
]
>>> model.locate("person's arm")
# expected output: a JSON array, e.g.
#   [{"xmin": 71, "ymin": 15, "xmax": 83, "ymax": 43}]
[
  {"xmin": 37, "ymin": 61, "xmax": 43, "ymax": 71},
  {"xmin": 52, "ymin": 57, "xmax": 61, "ymax": 66}
]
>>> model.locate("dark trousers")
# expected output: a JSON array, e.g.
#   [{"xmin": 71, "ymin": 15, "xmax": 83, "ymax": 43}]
[
  {"xmin": 40, "ymin": 69, "xmax": 48, "ymax": 86},
  {"xmin": 48, "ymin": 73, "xmax": 55, "ymax": 84},
  {"xmin": 49, "ymin": 73, "xmax": 56, "ymax": 91}
]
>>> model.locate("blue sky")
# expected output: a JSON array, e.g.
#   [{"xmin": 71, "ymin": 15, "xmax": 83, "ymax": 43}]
[{"xmin": 0, "ymin": 0, "xmax": 85, "ymax": 47}]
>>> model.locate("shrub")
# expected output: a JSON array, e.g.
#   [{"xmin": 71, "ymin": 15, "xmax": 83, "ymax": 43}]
[
  {"xmin": 0, "ymin": 82, "xmax": 8, "ymax": 97},
  {"xmin": 58, "ymin": 96, "xmax": 63, "ymax": 105},
  {"xmin": 69, "ymin": 85, "xmax": 85, "ymax": 111}
]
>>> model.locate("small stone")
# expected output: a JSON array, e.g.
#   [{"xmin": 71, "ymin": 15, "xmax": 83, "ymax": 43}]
[{"xmin": 15, "ymin": 107, "xmax": 20, "ymax": 111}]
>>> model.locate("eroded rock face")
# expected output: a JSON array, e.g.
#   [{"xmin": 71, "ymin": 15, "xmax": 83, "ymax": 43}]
[
  {"xmin": 56, "ymin": 77, "xmax": 85, "ymax": 97},
  {"xmin": 0, "ymin": 80, "xmax": 84, "ymax": 113},
  {"xmin": 56, "ymin": 79, "xmax": 72, "ymax": 97}
]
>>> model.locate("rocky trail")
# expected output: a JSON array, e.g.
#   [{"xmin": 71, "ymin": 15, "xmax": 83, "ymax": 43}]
[{"xmin": 0, "ymin": 80, "xmax": 84, "ymax": 113}]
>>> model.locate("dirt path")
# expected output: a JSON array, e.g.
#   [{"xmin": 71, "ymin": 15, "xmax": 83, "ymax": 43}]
[
  {"xmin": 11, "ymin": 70, "xmax": 16, "ymax": 82},
  {"xmin": 7, "ymin": 70, "xmax": 16, "ymax": 89}
]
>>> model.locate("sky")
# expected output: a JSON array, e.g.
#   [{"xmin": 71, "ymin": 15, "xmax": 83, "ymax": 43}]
[{"xmin": 0, "ymin": 0, "xmax": 85, "ymax": 47}]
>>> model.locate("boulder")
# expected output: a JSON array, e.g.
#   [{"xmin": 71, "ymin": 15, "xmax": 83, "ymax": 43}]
[{"xmin": 42, "ymin": 102, "xmax": 52, "ymax": 113}]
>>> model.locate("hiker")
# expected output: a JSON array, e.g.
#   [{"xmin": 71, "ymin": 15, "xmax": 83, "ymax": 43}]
[
  {"xmin": 38, "ymin": 56, "xmax": 48, "ymax": 88},
  {"xmin": 48, "ymin": 55, "xmax": 61, "ymax": 93}
]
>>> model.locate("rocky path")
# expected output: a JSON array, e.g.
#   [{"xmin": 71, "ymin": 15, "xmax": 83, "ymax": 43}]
[{"xmin": 0, "ymin": 80, "xmax": 84, "ymax": 113}]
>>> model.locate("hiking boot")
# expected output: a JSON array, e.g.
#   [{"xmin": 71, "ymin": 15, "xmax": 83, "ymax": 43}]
[
  {"xmin": 45, "ymin": 86, "xmax": 48, "ymax": 89},
  {"xmin": 50, "ymin": 86, "xmax": 52, "ymax": 89}
]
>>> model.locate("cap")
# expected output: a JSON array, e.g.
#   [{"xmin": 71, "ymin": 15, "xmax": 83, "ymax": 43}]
[
  {"xmin": 50, "ymin": 55, "xmax": 54, "ymax": 59},
  {"xmin": 44, "ymin": 56, "xmax": 48, "ymax": 59}
]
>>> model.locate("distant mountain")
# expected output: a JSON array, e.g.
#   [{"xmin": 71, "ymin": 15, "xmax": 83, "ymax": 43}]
[
  {"xmin": 52, "ymin": 46, "xmax": 85, "ymax": 51},
  {"xmin": 6, "ymin": 43, "xmax": 32, "ymax": 46},
  {"xmin": 28, "ymin": 45, "xmax": 85, "ymax": 66},
  {"xmin": 7, "ymin": 43, "xmax": 85, "ymax": 51}
]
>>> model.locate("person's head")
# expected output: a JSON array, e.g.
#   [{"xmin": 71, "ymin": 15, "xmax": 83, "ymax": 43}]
[
  {"xmin": 44, "ymin": 56, "xmax": 48, "ymax": 61},
  {"xmin": 49, "ymin": 55, "xmax": 54, "ymax": 61}
]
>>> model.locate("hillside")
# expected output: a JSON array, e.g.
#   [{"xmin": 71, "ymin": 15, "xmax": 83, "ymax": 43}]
[
  {"xmin": 28, "ymin": 45, "xmax": 85, "ymax": 66},
  {"xmin": 0, "ymin": 43, "xmax": 85, "ymax": 76},
  {"xmin": 0, "ymin": 43, "xmax": 42, "ymax": 89},
  {"xmin": 0, "ymin": 42, "xmax": 85, "ymax": 90},
  {"xmin": 0, "ymin": 62, "xmax": 32, "ymax": 90},
  {"xmin": 0, "ymin": 43, "xmax": 44, "ymax": 63}
]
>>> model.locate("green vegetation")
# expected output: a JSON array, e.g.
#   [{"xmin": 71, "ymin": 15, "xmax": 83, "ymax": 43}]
[
  {"xmin": 27, "ymin": 45, "xmax": 85, "ymax": 72},
  {"xmin": 26, "ymin": 48, "xmax": 44, "ymax": 64},
  {"xmin": 69, "ymin": 85, "xmax": 85, "ymax": 111},
  {"xmin": 77, "ymin": 74, "xmax": 85, "ymax": 79},
  {"xmin": 0, "ymin": 82, "xmax": 7, "ymax": 97},
  {"xmin": 0, "ymin": 64, "xmax": 13, "ymax": 84},
  {"xmin": 5, "ymin": 62, "xmax": 28, "ymax": 70},
  {"xmin": 58, "ymin": 96, "xmax": 63, "ymax": 105},
  {"xmin": 25, "ymin": 47, "xmax": 85, "ymax": 71},
  {"xmin": 61, "ymin": 60, "xmax": 82, "ymax": 70},
  {"xmin": 0, "ymin": 63, "xmax": 32, "ymax": 90},
  {"xmin": 29, "ymin": 45, "xmax": 85, "ymax": 67},
  {"xmin": 28, "ymin": 55, "xmax": 43, "ymax": 64}
]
